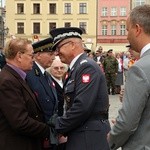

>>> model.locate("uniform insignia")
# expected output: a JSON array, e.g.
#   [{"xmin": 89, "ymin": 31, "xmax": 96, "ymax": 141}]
[
  {"xmin": 35, "ymin": 69, "xmax": 40, "ymax": 76},
  {"xmin": 65, "ymin": 73, "xmax": 69, "ymax": 79},
  {"xmin": 52, "ymin": 82, "xmax": 55, "ymax": 87},
  {"xmin": 82, "ymin": 74, "xmax": 90, "ymax": 83},
  {"xmin": 34, "ymin": 91, "xmax": 38, "ymax": 97},
  {"xmin": 80, "ymin": 60, "xmax": 87, "ymax": 64}
]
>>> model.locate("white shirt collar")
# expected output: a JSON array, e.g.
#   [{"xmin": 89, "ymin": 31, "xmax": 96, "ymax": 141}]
[
  {"xmin": 35, "ymin": 61, "xmax": 45, "ymax": 74},
  {"xmin": 69, "ymin": 53, "xmax": 83, "ymax": 70},
  {"xmin": 140, "ymin": 43, "xmax": 150, "ymax": 57},
  {"xmin": 51, "ymin": 75, "xmax": 63, "ymax": 88}
]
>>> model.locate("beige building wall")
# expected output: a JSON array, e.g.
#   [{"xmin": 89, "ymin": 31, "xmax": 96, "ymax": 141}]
[{"xmin": 5, "ymin": 0, "xmax": 97, "ymax": 50}]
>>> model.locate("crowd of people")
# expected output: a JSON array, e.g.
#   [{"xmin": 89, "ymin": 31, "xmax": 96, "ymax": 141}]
[
  {"xmin": 0, "ymin": 4, "xmax": 150, "ymax": 150},
  {"xmin": 85, "ymin": 44, "xmax": 138, "ymax": 95}
]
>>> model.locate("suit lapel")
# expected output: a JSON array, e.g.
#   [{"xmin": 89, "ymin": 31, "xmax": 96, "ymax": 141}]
[{"xmin": 5, "ymin": 65, "xmax": 42, "ymax": 110}]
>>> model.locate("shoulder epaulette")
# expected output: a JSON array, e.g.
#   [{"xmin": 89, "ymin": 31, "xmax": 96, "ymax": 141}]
[{"xmin": 80, "ymin": 59, "xmax": 88, "ymax": 65}]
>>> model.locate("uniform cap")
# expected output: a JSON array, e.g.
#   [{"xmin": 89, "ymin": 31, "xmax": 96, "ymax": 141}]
[
  {"xmin": 50, "ymin": 27, "xmax": 83, "ymax": 50},
  {"xmin": 84, "ymin": 48, "xmax": 91, "ymax": 53},
  {"xmin": 107, "ymin": 49, "xmax": 113, "ymax": 53},
  {"xmin": 32, "ymin": 37, "xmax": 54, "ymax": 53},
  {"xmin": 126, "ymin": 45, "xmax": 131, "ymax": 48}
]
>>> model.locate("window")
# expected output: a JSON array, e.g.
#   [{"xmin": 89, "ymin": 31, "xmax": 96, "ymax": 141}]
[
  {"xmin": 79, "ymin": 22, "xmax": 86, "ymax": 34},
  {"xmin": 120, "ymin": 7, "xmax": 126, "ymax": 16},
  {"xmin": 102, "ymin": 7, "xmax": 107, "ymax": 16},
  {"xmin": 17, "ymin": 3, "xmax": 24, "ymax": 14},
  {"xmin": 33, "ymin": 23, "xmax": 40, "ymax": 34},
  {"xmin": 33, "ymin": 3, "xmax": 40, "ymax": 14},
  {"xmin": 79, "ymin": 3, "xmax": 87, "ymax": 14},
  {"xmin": 120, "ymin": 25, "xmax": 126, "ymax": 35},
  {"xmin": 102, "ymin": 25, "xmax": 107, "ymax": 35},
  {"xmin": 49, "ymin": 22, "xmax": 56, "ymax": 32},
  {"xmin": 135, "ymin": 0, "xmax": 145, "ymax": 6},
  {"xmin": 111, "ymin": 25, "xmax": 116, "ymax": 35},
  {"xmin": 64, "ymin": 22, "xmax": 71, "ymax": 27},
  {"xmin": 49, "ymin": 3, "xmax": 56, "ymax": 14},
  {"xmin": 111, "ymin": 7, "xmax": 117, "ymax": 16},
  {"xmin": 64, "ymin": 3, "xmax": 71, "ymax": 14},
  {"xmin": 17, "ymin": 22, "xmax": 24, "ymax": 34}
]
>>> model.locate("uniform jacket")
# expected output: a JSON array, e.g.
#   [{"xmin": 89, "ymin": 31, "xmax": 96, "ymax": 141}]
[
  {"xmin": 109, "ymin": 49, "xmax": 150, "ymax": 150},
  {"xmin": 26, "ymin": 62, "xmax": 58, "ymax": 122},
  {"xmin": 0, "ymin": 65, "xmax": 50, "ymax": 150},
  {"xmin": 55, "ymin": 53, "xmax": 110, "ymax": 150},
  {"xmin": 103, "ymin": 56, "xmax": 118, "ymax": 74}
]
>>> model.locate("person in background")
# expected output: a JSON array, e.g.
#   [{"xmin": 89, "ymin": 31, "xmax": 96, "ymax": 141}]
[
  {"xmin": 47, "ymin": 57, "xmax": 67, "ymax": 117},
  {"xmin": 103, "ymin": 49, "xmax": 118, "ymax": 95},
  {"xmin": 108, "ymin": 5, "xmax": 150, "ymax": 149},
  {"xmin": 84, "ymin": 47, "xmax": 91, "ymax": 55},
  {"xmin": 123, "ymin": 50, "xmax": 131, "ymax": 81},
  {"xmin": 120, "ymin": 45, "xmax": 140, "ymax": 103},
  {"xmin": 0, "ymin": 38, "xmax": 50, "ymax": 150},
  {"xmin": 115, "ymin": 53, "xmax": 123, "ymax": 94},
  {"xmin": 47, "ymin": 57, "xmax": 67, "ymax": 150},
  {"xmin": 94, "ymin": 46, "xmax": 105, "ymax": 65},
  {"xmin": 0, "ymin": 47, "xmax": 6, "ymax": 70},
  {"xmin": 49, "ymin": 27, "xmax": 110, "ymax": 150},
  {"xmin": 88, "ymin": 52, "xmax": 95, "ymax": 59},
  {"xmin": 26, "ymin": 37, "xmax": 58, "ymax": 150}
]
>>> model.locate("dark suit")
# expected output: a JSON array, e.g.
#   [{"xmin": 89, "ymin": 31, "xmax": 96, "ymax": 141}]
[
  {"xmin": 51, "ymin": 78, "xmax": 66, "ymax": 150},
  {"xmin": 55, "ymin": 53, "xmax": 110, "ymax": 150},
  {"xmin": 0, "ymin": 51, "xmax": 6, "ymax": 69},
  {"xmin": 51, "ymin": 78, "xmax": 64, "ymax": 117},
  {"xmin": 26, "ymin": 62, "xmax": 58, "ymax": 123},
  {"xmin": 0, "ymin": 65, "xmax": 50, "ymax": 150}
]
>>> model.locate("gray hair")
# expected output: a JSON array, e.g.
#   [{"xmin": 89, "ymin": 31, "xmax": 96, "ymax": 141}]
[{"xmin": 130, "ymin": 4, "xmax": 150, "ymax": 35}]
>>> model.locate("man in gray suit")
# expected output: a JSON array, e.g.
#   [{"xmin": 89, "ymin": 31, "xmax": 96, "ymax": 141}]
[{"xmin": 108, "ymin": 5, "xmax": 150, "ymax": 150}]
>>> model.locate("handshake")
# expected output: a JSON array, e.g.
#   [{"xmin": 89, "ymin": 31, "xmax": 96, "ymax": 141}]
[{"xmin": 47, "ymin": 114, "xmax": 67, "ymax": 145}]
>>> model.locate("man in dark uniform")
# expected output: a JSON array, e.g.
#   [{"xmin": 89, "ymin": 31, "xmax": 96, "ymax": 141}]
[
  {"xmin": 26, "ymin": 37, "xmax": 58, "ymax": 150},
  {"xmin": 103, "ymin": 49, "xmax": 118, "ymax": 95},
  {"xmin": 49, "ymin": 27, "xmax": 110, "ymax": 150}
]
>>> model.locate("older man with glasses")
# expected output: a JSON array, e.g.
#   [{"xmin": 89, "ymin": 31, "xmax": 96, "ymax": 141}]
[{"xmin": 0, "ymin": 38, "xmax": 50, "ymax": 150}]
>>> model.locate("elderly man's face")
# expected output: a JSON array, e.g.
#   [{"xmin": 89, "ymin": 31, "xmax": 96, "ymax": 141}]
[
  {"xmin": 19, "ymin": 44, "xmax": 34, "ymax": 72},
  {"xmin": 56, "ymin": 39, "xmax": 75, "ymax": 64},
  {"xmin": 36, "ymin": 51, "xmax": 56, "ymax": 69}
]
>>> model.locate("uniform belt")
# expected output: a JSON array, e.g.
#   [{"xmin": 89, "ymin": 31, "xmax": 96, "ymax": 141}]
[{"xmin": 89, "ymin": 112, "xmax": 108, "ymax": 121}]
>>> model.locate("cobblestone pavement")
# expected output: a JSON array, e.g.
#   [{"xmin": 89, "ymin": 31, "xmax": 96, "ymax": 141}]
[
  {"xmin": 109, "ymin": 94, "xmax": 122, "ymax": 150},
  {"xmin": 109, "ymin": 94, "xmax": 122, "ymax": 126}
]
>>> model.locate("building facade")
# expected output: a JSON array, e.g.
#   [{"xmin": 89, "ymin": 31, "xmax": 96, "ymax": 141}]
[
  {"xmin": 97, "ymin": 0, "xmax": 131, "ymax": 52},
  {"xmin": 132, "ymin": 0, "xmax": 150, "ymax": 8},
  {"xmin": 5, "ymin": 0, "xmax": 97, "ymax": 50}
]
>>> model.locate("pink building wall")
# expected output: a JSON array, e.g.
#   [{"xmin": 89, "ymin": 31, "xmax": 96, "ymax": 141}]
[{"xmin": 97, "ymin": 0, "xmax": 131, "ymax": 44}]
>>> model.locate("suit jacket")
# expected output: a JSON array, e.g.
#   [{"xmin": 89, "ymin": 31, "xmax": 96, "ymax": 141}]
[
  {"xmin": 0, "ymin": 65, "xmax": 50, "ymax": 150},
  {"xmin": 51, "ymin": 78, "xmax": 64, "ymax": 116},
  {"xmin": 109, "ymin": 49, "xmax": 150, "ymax": 150},
  {"xmin": 55, "ymin": 53, "xmax": 110, "ymax": 150},
  {"xmin": 26, "ymin": 62, "xmax": 58, "ymax": 122}
]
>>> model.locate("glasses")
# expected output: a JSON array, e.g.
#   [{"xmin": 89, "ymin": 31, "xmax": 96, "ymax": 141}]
[
  {"xmin": 56, "ymin": 41, "xmax": 72, "ymax": 52},
  {"xmin": 21, "ymin": 52, "xmax": 34, "ymax": 58},
  {"xmin": 52, "ymin": 66, "xmax": 65, "ymax": 71}
]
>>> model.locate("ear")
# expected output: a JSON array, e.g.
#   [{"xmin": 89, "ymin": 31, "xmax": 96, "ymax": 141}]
[
  {"xmin": 71, "ymin": 41, "xmax": 76, "ymax": 50},
  {"xmin": 16, "ymin": 51, "xmax": 22, "ymax": 62},
  {"xmin": 135, "ymin": 24, "xmax": 142, "ymax": 37}
]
